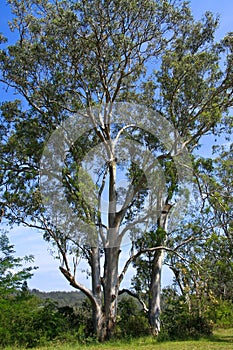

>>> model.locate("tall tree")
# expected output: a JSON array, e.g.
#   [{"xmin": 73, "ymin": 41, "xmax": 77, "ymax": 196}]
[
  {"xmin": 123, "ymin": 15, "xmax": 233, "ymax": 333},
  {"xmin": 0, "ymin": 0, "xmax": 232, "ymax": 339},
  {"xmin": 163, "ymin": 145, "xmax": 232, "ymax": 314}
]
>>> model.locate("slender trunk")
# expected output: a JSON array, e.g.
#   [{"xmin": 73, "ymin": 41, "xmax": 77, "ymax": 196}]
[
  {"xmin": 149, "ymin": 249, "xmax": 164, "ymax": 335},
  {"xmin": 59, "ymin": 265, "xmax": 106, "ymax": 340},
  {"xmin": 96, "ymin": 156, "xmax": 120, "ymax": 340},
  {"xmin": 88, "ymin": 152, "xmax": 121, "ymax": 341},
  {"xmin": 91, "ymin": 247, "xmax": 102, "ymax": 335},
  {"xmin": 148, "ymin": 204, "xmax": 171, "ymax": 335},
  {"xmin": 102, "ymin": 246, "xmax": 120, "ymax": 340}
]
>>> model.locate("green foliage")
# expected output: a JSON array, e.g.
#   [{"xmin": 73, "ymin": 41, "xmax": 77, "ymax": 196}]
[
  {"xmin": 0, "ymin": 234, "xmax": 92, "ymax": 347},
  {"xmin": 0, "ymin": 295, "xmax": 43, "ymax": 348},
  {"xmin": 158, "ymin": 289, "xmax": 213, "ymax": 341},
  {"xmin": 0, "ymin": 294, "xmax": 95, "ymax": 348},
  {"xmin": 0, "ymin": 232, "xmax": 35, "ymax": 296},
  {"xmin": 207, "ymin": 300, "xmax": 233, "ymax": 328},
  {"xmin": 158, "ymin": 287, "xmax": 233, "ymax": 342},
  {"xmin": 117, "ymin": 297, "xmax": 150, "ymax": 338}
]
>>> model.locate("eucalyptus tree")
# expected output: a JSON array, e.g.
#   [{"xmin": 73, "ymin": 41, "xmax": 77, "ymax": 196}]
[
  {"xmin": 0, "ymin": 0, "xmax": 191, "ymax": 339},
  {"xmin": 161, "ymin": 145, "xmax": 233, "ymax": 313},
  {"xmin": 0, "ymin": 0, "xmax": 233, "ymax": 340},
  {"xmin": 194, "ymin": 145, "xmax": 233, "ymax": 301},
  {"xmin": 201, "ymin": 144, "xmax": 233, "ymax": 252},
  {"xmin": 124, "ymin": 14, "xmax": 233, "ymax": 333}
]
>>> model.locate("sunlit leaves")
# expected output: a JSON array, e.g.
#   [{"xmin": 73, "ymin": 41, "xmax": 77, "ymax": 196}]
[{"xmin": 0, "ymin": 233, "xmax": 36, "ymax": 296}]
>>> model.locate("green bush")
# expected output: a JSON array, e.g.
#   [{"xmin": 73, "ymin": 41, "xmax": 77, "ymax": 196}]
[
  {"xmin": 159, "ymin": 312, "xmax": 213, "ymax": 341},
  {"xmin": 0, "ymin": 295, "xmax": 42, "ymax": 347},
  {"xmin": 0, "ymin": 294, "xmax": 89, "ymax": 348},
  {"xmin": 117, "ymin": 297, "xmax": 150, "ymax": 338},
  {"xmin": 158, "ymin": 294, "xmax": 213, "ymax": 341},
  {"xmin": 208, "ymin": 300, "xmax": 233, "ymax": 328}
]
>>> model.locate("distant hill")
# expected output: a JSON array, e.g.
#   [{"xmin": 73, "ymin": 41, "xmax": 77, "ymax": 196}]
[
  {"xmin": 31, "ymin": 289, "xmax": 86, "ymax": 307},
  {"xmin": 30, "ymin": 289, "xmax": 143, "ymax": 309}
]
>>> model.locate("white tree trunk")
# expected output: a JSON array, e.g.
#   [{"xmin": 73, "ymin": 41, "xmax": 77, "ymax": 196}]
[
  {"xmin": 102, "ymin": 246, "xmax": 120, "ymax": 339},
  {"xmin": 148, "ymin": 205, "xmax": 171, "ymax": 335},
  {"xmin": 149, "ymin": 249, "xmax": 164, "ymax": 335}
]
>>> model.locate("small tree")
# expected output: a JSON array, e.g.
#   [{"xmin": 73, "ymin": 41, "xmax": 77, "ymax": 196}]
[{"xmin": 0, "ymin": 232, "xmax": 35, "ymax": 296}]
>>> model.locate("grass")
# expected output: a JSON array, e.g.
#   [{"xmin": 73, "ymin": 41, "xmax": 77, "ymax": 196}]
[{"xmin": 3, "ymin": 328, "xmax": 233, "ymax": 350}]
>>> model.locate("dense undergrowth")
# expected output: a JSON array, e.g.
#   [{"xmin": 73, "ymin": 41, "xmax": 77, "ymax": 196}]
[{"xmin": 0, "ymin": 289, "xmax": 233, "ymax": 348}]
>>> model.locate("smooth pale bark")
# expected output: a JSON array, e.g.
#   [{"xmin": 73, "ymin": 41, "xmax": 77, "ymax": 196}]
[
  {"xmin": 60, "ymin": 244, "xmax": 121, "ymax": 341},
  {"xmin": 148, "ymin": 205, "xmax": 171, "ymax": 335},
  {"xmin": 149, "ymin": 249, "xmax": 164, "ymax": 335},
  {"xmin": 91, "ymin": 246, "xmax": 103, "ymax": 337},
  {"xmin": 90, "ymin": 159, "xmax": 123, "ymax": 340},
  {"xmin": 102, "ymin": 247, "xmax": 121, "ymax": 340},
  {"xmin": 99, "ymin": 158, "xmax": 121, "ymax": 339}
]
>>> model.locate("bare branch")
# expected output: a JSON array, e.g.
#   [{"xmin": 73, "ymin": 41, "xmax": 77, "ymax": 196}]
[
  {"xmin": 59, "ymin": 266, "xmax": 98, "ymax": 307},
  {"xmin": 119, "ymin": 288, "xmax": 149, "ymax": 313},
  {"xmin": 118, "ymin": 237, "xmax": 195, "ymax": 285}
]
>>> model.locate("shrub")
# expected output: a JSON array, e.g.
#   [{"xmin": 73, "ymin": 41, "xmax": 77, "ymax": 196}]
[
  {"xmin": 117, "ymin": 297, "xmax": 150, "ymax": 338},
  {"xmin": 208, "ymin": 300, "xmax": 233, "ymax": 328},
  {"xmin": 158, "ymin": 293, "xmax": 213, "ymax": 341},
  {"xmin": 0, "ymin": 294, "xmax": 92, "ymax": 348}
]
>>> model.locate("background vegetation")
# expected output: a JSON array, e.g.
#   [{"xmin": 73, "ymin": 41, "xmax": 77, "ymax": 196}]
[{"xmin": 0, "ymin": 238, "xmax": 232, "ymax": 349}]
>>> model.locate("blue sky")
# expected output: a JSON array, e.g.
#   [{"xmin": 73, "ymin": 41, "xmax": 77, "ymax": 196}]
[{"xmin": 0, "ymin": 0, "xmax": 233, "ymax": 291}]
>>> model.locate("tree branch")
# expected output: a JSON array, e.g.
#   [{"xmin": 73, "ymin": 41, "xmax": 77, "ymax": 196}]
[
  {"xmin": 119, "ymin": 288, "xmax": 149, "ymax": 313},
  {"xmin": 118, "ymin": 237, "xmax": 195, "ymax": 285},
  {"xmin": 59, "ymin": 266, "xmax": 98, "ymax": 307}
]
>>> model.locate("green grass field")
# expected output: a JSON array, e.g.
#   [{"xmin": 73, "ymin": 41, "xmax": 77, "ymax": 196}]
[{"xmin": 4, "ymin": 328, "xmax": 233, "ymax": 350}]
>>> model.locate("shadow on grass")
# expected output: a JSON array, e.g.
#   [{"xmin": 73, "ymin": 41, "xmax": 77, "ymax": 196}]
[{"xmin": 208, "ymin": 333, "xmax": 233, "ymax": 343}]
